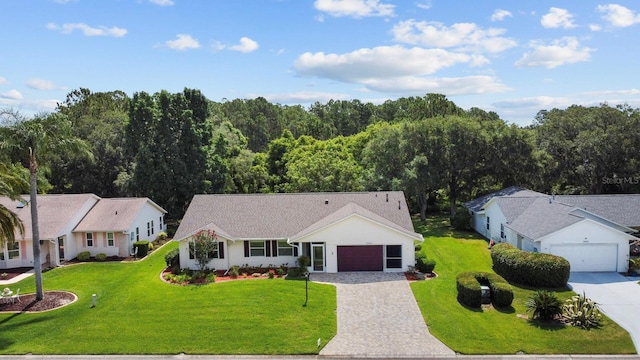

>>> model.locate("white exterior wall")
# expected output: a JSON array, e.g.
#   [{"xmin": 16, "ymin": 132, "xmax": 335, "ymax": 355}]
[
  {"xmin": 297, "ymin": 215, "xmax": 418, "ymax": 273},
  {"xmin": 73, "ymin": 231, "xmax": 122, "ymax": 257},
  {"xmin": 179, "ymin": 238, "xmax": 232, "ymax": 271},
  {"xmin": 125, "ymin": 202, "xmax": 166, "ymax": 255},
  {"xmin": 59, "ymin": 196, "xmax": 100, "ymax": 261},
  {"xmin": 538, "ymin": 219, "xmax": 630, "ymax": 273},
  {"xmin": 471, "ymin": 211, "xmax": 487, "ymax": 238},
  {"xmin": 483, "ymin": 201, "xmax": 507, "ymax": 243}
]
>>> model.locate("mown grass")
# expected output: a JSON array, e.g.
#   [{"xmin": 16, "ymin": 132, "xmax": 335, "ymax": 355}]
[
  {"xmin": 412, "ymin": 214, "xmax": 636, "ymax": 355},
  {"xmin": 0, "ymin": 241, "xmax": 336, "ymax": 355}
]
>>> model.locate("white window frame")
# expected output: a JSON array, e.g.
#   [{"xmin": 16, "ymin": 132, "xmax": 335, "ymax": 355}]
[
  {"xmin": 7, "ymin": 241, "xmax": 20, "ymax": 260},
  {"xmin": 86, "ymin": 233, "xmax": 94, "ymax": 247},
  {"xmin": 277, "ymin": 240, "xmax": 293, "ymax": 256},
  {"xmin": 188, "ymin": 241, "xmax": 219, "ymax": 260},
  {"xmin": 385, "ymin": 245, "xmax": 402, "ymax": 269},
  {"xmin": 249, "ymin": 240, "xmax": 265, "ymax": 257},
  {"xmin": 107, "ymin": 232, "xmax": 115, "ymax": 247}
]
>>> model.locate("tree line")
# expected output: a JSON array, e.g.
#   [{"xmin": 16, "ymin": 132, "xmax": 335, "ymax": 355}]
[{"xmin": 3, "ymin": 89, "xmax": 640, "ymax": 222}]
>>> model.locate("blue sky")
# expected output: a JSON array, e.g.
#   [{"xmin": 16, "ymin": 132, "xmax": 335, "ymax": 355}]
[{"xmin": 1, "ymin": 0, "xmax": 640, "ymax": 125}]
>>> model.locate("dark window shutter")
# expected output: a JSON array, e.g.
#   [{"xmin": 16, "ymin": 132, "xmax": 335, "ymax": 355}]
[
  {"xmin": 244, "ymin": 241, "xmax": 249, "ymax": 257},
  {"xmin": 293, "ymin": 245, "xmax": 299, "ymax": 257},
  {"xmin": 272, "ymin": 240, "xmax": 278, "ymax": 257},
  {"xmin": 266, "ymin": 240, "xmax": 271, "ymax": 257},
  {"xmin": 219, "ymin": 242, "xmax": 225, "ymax": 259}
]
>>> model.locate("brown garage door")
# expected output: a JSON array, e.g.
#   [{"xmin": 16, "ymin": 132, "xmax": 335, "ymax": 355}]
[{"xmin": 337, "ymin": 245, "xmax": 383, "ymax": 272}]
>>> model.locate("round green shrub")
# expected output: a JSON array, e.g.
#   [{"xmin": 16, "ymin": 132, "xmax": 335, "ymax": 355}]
[
  {"xmin": 133, "ymin": 241, "xmax": 150, "ymax": 257},
  {"xmin": 491, "ymin": 243, "xmax": 570, "ymax": 288},
  {"xmin": 165, "ymin": 248, "xmax": 180, "ymax": 268},
  {"xmin": 77, "ymin": 251, "xmax": 91, "ymax": 262},
  {"xmin": 416, "ymin": 257, "xmax": 436, "ymax": 273},
  {"xmin": 95, "ymin": 253, "xmax": 107, "ymax": 262},
  {"xmin": 157, "ymin": 231, "xmax": 168, "ymax": 241}
]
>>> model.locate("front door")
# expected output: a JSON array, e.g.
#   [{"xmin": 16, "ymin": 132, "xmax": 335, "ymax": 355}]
[{"xmin": 311, "ymin": 244, "xmax": 324, "ymax": 272}]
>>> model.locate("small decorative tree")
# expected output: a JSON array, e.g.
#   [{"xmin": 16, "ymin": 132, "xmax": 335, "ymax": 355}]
[{"xmin": 189, "ymin": 229, "xmax": 218, "ymax": 272}]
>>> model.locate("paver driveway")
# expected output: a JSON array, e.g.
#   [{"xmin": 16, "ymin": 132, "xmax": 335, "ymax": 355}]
[
  {"xmin": 313, "ymin": 272, "xmax": 454, "ymax": 358},
  {"xmin": 569, "ymin": 272, "xmax": 640, "ymax": 352}
]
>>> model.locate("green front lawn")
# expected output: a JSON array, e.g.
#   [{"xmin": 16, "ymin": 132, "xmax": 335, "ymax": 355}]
[
  {"xmin": 412, "ymin": 215, "xmax": 636, "ymax": 355},
  {"xmin": 0, "ymin": 242, "xmax": 336, "ymax": 355}
]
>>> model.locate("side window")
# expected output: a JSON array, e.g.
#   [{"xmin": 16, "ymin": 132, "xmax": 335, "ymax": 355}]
[{"xmin": 86, "ymin": 233, "xmax": 93, "ymax": 247}]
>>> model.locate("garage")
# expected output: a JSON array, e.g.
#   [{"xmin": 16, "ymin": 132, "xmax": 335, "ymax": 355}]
[
  {"xmin": 337, "ymin": 245, "xmax": 383, "ymax": 272},
  {"xmin": 549, "ymin": 244, "xmax": 618, "ymax": 272}
]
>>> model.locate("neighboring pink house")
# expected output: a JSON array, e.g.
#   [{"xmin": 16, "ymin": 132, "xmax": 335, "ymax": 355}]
[{"xmin": 0, "ymin": 194, "xmax": 167, "ymax": 270}]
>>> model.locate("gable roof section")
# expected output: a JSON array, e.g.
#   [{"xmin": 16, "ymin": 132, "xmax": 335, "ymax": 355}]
[
  {"xmin": 288, "ymin": 202, "xmax": 422, "ymax": 242},
  {"xmin": 74, "ymin": 198, "xmax": 166, "ymax": 233},
  {"xmin": 493, "ymin": 196, "xmax": 540, "ymax": 223},
  {"xmin": 0, "ymin": 194, "xmax": 99, "ymax": 240},
  {"xmin": 505, "ymin": 198, "xmax": 583, "ymax": 240},
  {"xmin": 556, "ymin": 194, "xmax": 640, "ymax": 227},
  {"xmin": 463, "ymin": 186, "xmax": 545, "ymax": 212},
  {"xmin": 174, "ymin": 192, "xmax": 417, "ymax": 241}
]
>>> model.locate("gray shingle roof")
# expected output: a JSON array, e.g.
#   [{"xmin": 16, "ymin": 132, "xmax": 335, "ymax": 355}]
[
  {"xmin": 0, "ymin": 194, "xmax": 99, "ymax": 240},
  {"xmin": 74, "ymin": 198, "xmax": 166, "ymax": 232},
  {"xmin": 505, "ymin": 197, "xmax": 583, "ymax": 239},
  {"xmin": 556, "ymin": 194, "xmax": 640, "ymax": 227},
  {"xmin": 173, "ymin": 192, "xmax": 419, "ymax": 241},
  {"xmin": 463, "ymin": 186, "xmax": 545, "ymax": 212},
  {"xmin": 494, "ymin": 196, "xmax": 540, "ymax": 223}
]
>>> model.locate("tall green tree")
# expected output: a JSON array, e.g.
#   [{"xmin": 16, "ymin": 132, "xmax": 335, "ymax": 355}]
[{"xmin": 0, "ymin": 113, "xmax": 93, "ymax": 300}]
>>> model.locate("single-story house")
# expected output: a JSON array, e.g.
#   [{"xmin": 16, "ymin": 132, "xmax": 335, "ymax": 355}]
[
  {"xmin": 464, "ymin": 187, "xmax": 638, "ymax": 273},
  {"xmin": 0, "ymin": 194, "xmax": 167, "ymax": 269},
  {"xmin": 173, "ymin": 192, "xmax": 423, "ymax": 273}
]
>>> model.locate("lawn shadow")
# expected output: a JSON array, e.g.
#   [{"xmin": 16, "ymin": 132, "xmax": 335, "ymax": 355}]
[
  {"xmin": 456, "ymin": 299, "xmax": 484, "ymax": 313},
  {"xmin": 493, "ymin": 304, "xmax": 515, "ymax": 314},
  {"xmin": 526, "ymin": 318, "xmax": 567, "ymax": 331}
]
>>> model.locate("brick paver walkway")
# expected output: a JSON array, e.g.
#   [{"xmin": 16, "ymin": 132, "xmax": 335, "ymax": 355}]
[{"xmin": 313, "ymin": 272, "xmax": 454, "ymax": 358}]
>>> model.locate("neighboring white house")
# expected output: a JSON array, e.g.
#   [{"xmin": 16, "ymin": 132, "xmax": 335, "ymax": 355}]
[
  {"xmin": 173, "ymin": 192, "xmax": 423, "ymax": 273},
  {"xmin": 464, "ymin": 188, "xmax": 637, "ymax": 273},
  {"xmin": 0, "ymin": 194, "xmax": 167, "ymax": 269}
]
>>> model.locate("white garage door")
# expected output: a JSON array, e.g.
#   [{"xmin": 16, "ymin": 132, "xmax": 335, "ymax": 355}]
[{"xmin": 549, "ymin": 244, "xmax": 618, "ymax": 272}]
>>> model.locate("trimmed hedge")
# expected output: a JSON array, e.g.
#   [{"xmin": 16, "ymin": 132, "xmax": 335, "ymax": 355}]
[
  {"xmin": 95, "ymin": 253, "xmax": 107, "ymax": 262},
  {"xmin": 133, "ymin": 241, "xmax": 150, "ymax": 258},
  {"xmin": 491, "ymin": 243, "xmax": 570, "ymax": 288},
  {"xmin": 77, "ymin": 251, "xmax": 91, "ymax": 262},
  {"xmin": 415, "ymin": 253, "xmax": 436, "ymax": 273},
  {"xmin": 456, "ymin": 271, "xmax": 514, "ymax": 308}
]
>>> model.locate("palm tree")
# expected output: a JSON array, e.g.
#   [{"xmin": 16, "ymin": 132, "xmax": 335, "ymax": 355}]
[
  {"xmin": 0, "ymin": 163, "xmax": 28, "ymax": 246},
  {"xmin": 0, "ymin": 113, "xmax": 93, "ymax": 300}
]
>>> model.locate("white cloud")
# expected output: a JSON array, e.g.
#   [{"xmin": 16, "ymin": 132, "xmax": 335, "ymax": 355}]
[
  {"xmin": 589, "ymin": 24, "xmax": 602, "ymax": 31},
  {"xmin": 0, "ymin": 76, "xmax": 7, "ymax": 85},
  {"xmin": 541, "ymin": 7, "xmax": 577, "ymax": 29},
  {"xmin": 149, "ymin": 0, "xmax": 174, "ymax": 6},
  {"xmin": 165, "ymin": 34, "xmax": 200, "ymax": 50},
  {"xmin": 229, "ymin": 37, "xmax": 259, "ymax": 53},
  {"xmin": 1, "ymin": 89, "xmax": 23, "ymax": 100},
  {"xmin": 27, "ymin": 78, "xmax": 56, "ymax": 90},
  {"xmin": 580, "ymin": 88, "xmax": 640, "ymax": 97},
  {"xmin": 314, "ymin": 0, "xmax": 395, "ymax": 18},
  {"xmin": 515, "ymin": 37, "xmax": 593, "ymax": 69},
  {"xmin": 362, "ymin": 75, "xmax": 510, "ymax": 95},
  {"xmin": 391, "ymin": 20, "xmax": 517, "ymax": 53},
  {"xmin": 597, "ymin": 4, "xmax": 640, "ymax": 27},
  {"xmin": 416, "ymin": 0, "xmax": 431, "ymax": 10},
  {"xmin": 491, "ymin": 9, "xmax": 512, "ymax": 22},
  {"xmin": 493, "ymin": 96, "xmax": 570, "ymax": 110},
  {"xmin": 46, "ymin": 22, "xmax": 127, "ymax": 37},
  {"xmin": 294, "ymin": 45, "xmax": 509, "ymax": 95}
]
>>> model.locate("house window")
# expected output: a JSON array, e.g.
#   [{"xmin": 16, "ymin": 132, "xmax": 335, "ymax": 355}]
[
  {"xmin": 107, "ymin": 232, "xmax": 115, "ymax": 247},
  {"xmin": 486, "ymin": 217, "xmax": 490, "ymax": 230},
  {"xmin": 250, "ymin": 240, "xmax": 265, "ymax": 256},
  {"xmin": 86, "ymin": 233, "xmax": 93, "ymax": 247},
  {"xmin": 136, "ymin": 227, "xmax": 139, "ymax": 241},
  {"xmin": 7, "ymin": 241, "xmax": 20, "ymax": 260},
  {"xmin": 130, "ymin": 232, "xmax": 135, "ymax": 242},
  {"xmin": 500, "ymin": 224, "xmax": 505, "ymax": 239},
  {"xmin": 385, "ymin": 245, "xmax": 402, "ymax": 269},
  {"xmin": 277, "ymin": 240, "xmax": 293, "ymax": 256},
  {"xmin": 151, "ymin": 220, "xmax": 154, "ymax": 235},
  {"xmin": 147, "ymin": 222, "xmax": 151, "ymax": 237},
  {"xmin": 159, "ymin": 216, "xmax": 164, "ymax": 230},
  {"xmin": 189, "ymin": 241, "xmax": 218, "ymax": 260}
]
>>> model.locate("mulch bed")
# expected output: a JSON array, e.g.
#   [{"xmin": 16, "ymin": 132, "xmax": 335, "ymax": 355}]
[
  {"xmin": 0, "ymin": 291, "xmax": 76, "ymax": 313},
  {"xmin": 0, "ymin": 267, "xmax": 32, "ymax": 281},
  {"xmin": 404, "ymin": 271, "xmax": 437, "ymax": 281}
]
